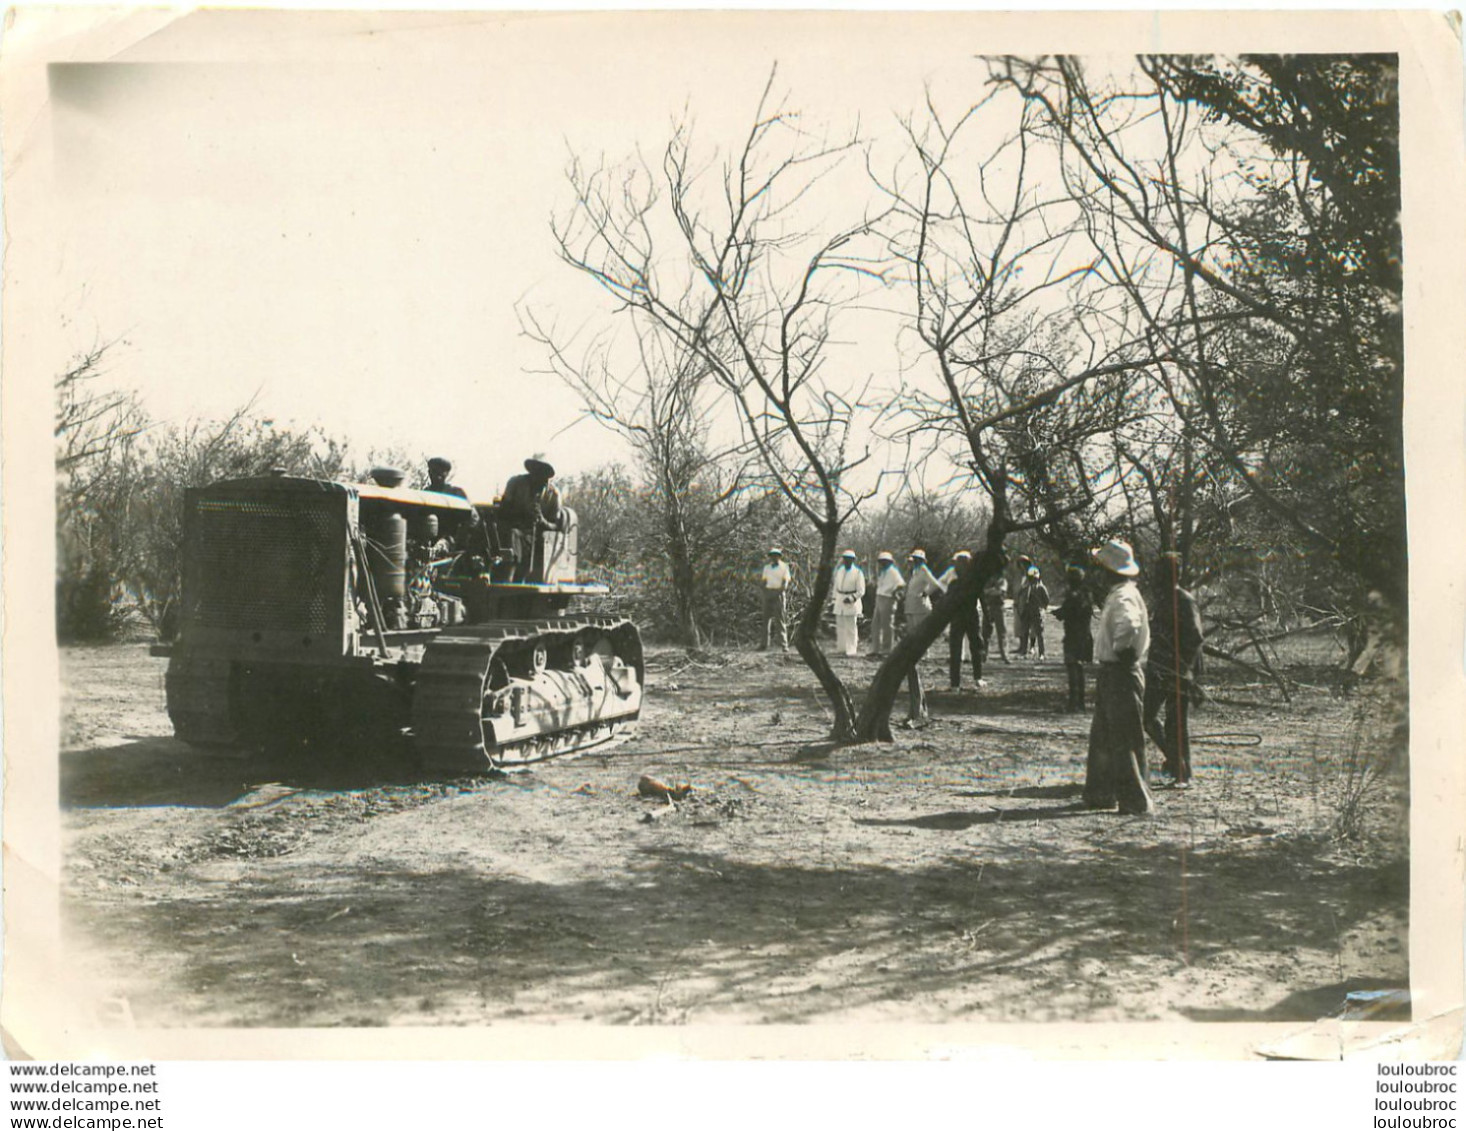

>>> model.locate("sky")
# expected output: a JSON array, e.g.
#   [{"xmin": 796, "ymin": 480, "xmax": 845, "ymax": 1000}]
[{"xmin": 36, "ymin": 10, "xmax": 1036, "ymax": 498}]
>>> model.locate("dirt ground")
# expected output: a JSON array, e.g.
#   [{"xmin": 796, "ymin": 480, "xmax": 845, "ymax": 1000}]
[{"xmin": 58, "ymin": 635, "xmax": 1408, "ymax": 1029}]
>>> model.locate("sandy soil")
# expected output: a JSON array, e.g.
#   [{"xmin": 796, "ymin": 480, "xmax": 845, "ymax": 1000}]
[{"xmin": 58, "ymin": 639, "xmax": 1408, "ymax": 1028}]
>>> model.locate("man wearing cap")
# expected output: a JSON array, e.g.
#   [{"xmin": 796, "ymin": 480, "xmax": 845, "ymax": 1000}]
[
  {"xmin": 870, "ymin": 551, "xmax": 905, "ymax": 657},
  {"xmin": 1144, "ymin": 553, "xmax": 1205, "ymax": 785},
  {"xmin": 498, "ymin": 457, "xmax": 565, "ymax": 582},
  {"xmin": 831, "ymin": 551, "xmax": 867, "ymax": 657},
  {"xmin": 426, "ymin": 457, "xmax": 469, "ymax": 500},
  {"xmin": 759, "ymin": 548, "xmax": 793, "ymax": 652},
  {"xmin": 942, "ymin": 551, "xmax": 985, "ymax": 691},
  {"xmin": 1083, "ymin": 539, "xmax": 1154, "ymax": 815},
  {"xmin": 425, "ymin": 457, "xmax": 482, "ymax": 552},
  {"xmin": 903, "ymin": 550, "xmax": 943, "ymax": 634}
]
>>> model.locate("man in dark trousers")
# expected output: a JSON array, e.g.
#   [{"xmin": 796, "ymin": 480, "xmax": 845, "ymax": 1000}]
[
  {"xmin": 1051, "ymin": 565, "xmax": 1094, "ymax": 711},
  {"xmin": 1144, "ymin": 552, "xmax": 1205, "ymax": 785},
  {"xmin": 944, "ymin": 551, "xmax": 985, "ymax": 690},
  {"xmin": 1083, "ymin": 540, "xmax": 1153, "ymax": 816},
  {"xmin": 498, "ymin": 457, "xmax": 566, "ymax": 582}
]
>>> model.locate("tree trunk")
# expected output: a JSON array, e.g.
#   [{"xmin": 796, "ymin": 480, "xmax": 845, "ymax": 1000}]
[
  {"xmin": 662, "ymin": 496, "xmax": 703, "ymax": 647},
  {"xmin": 793, "ymin": 523, "xmax": 858, "ymax": 742},
  {"xmin": 853, "ymin": 532, "xmax": 1008, "ymax": 742},
  {"xmin": 667, "ymin": 543, "xmax": 702, "ymax": 647}
]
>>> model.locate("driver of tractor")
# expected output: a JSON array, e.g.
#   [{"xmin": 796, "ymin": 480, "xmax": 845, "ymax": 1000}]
[
  {"xmin": 425, "ymin": 456, "xmax": 483, "ymax": 552},
  {"xmin": 498, "ymin": 457, "xmax": 566, "ymax": 582}
]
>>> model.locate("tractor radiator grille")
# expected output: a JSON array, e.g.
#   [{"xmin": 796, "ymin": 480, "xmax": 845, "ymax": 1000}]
[{"xmin": 190, "ymin": 495, "xmax": 341, "ymax": 635}]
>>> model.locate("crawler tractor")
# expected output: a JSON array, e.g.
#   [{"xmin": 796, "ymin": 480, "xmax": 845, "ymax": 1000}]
[{"xmin": 155, "ymin": 469, "xmax": 643, "ymax": 773}]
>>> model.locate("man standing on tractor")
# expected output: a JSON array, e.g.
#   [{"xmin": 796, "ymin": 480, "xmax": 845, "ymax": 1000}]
[{"xmin": 498, "ymin": 456, "xmax": 566, "ymax": 582}]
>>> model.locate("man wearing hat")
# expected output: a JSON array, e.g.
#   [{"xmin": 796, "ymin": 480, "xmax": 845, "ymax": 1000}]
[
  {"xmin": 942, "ymin": 551, "xmax": 985, "ymax": 691},
  {"xmin": 425, "ymin": 457, "xmax": 482, "ymax": 551},
  {"xmin": 1083, "ymin": 539, "xmax": 1154, "ymax": 815},
  {"xmin": 426, "ymin": 457, "xmax": 469, "ymax": 500},
  {"xmin": 1144, "ymin": 552, "xmax": 1205, "ymax": 785},
  {"xmin": 831, "ymin": 551, "xmax": 867, "ymax": 657},
  {"xmin": 870, "ymin": 551, "xmax": 906, "ymax": 657},
  {"xmin": 498, "ymin": 456, "xmax": 565, "ymax": 582},
  {"xmin": 903, "ymin": 550, "xmax": 943, "ymax": 634},
  {"xmin": 759, "ymin": 548, "xmax": 793, "ymax": 652}
]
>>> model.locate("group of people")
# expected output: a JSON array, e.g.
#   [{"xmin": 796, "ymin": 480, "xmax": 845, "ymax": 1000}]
[
  {"xmin": 757, "ymin": 538, "xmax": 1205, "ymax": 811},
  {"xmin": 759, "ymin": 546, "xmax": 1056, "ymax": 681}
]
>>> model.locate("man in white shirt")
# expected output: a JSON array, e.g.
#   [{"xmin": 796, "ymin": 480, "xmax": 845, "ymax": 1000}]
[
  {"xmin": 903, "ymin": 549, "xmax": 943, "ymax": 633},
  {"xmin": 1083, "ymin": 539, "xmax": 1154, "ymax": 815},
  {"xmin": 759, "ymin": 548, "xmax": 792, "ymax": 652},
  {"xmin": 870, "ymin": 551, "xmax": 906, "ymax": 657},
  {"xmin": 831, "ymin": 550, "xmax": 867, "ymax": 657}
]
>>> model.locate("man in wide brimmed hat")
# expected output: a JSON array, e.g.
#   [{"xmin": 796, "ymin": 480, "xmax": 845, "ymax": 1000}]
[
  {"xmin": 831, "ymin": 550, "xmax": 867, "ymax": 657},
  {"xmin": 1082, "ymin": 539, "xmax": 1154, "ymax": 815},
  {"xmin": 498, "ymin": 455, "xmax": 566, "ymax": 582},
  {"xmin": 869, "ymin": 551, "xmax": 905, "ymax": 658},
  {"xmin": 759, "ymin": 547, "xmax": 793, "ymax": 653}
]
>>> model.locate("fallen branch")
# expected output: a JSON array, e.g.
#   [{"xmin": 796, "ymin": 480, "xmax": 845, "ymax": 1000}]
[{"xmin": 1201, "ymin": 643, "xmax": 1293, "ymax": 699}]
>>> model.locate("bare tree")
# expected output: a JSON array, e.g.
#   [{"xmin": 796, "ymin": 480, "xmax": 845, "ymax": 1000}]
[
  {"xmin": 521, "ymin": 309, "xmax": 765, "ymax": 646},
  {"xmin": 993, "ymin": 55, "xmax": 1405, "ymax": 634},
  {"xmin": 550, "ymin": 71, "xmax": 895, "ymax": 739},
  {"xmin": 55, "ymin": 342, "xmax": 151, "ymax": 639},
  {"xmin": 854, "ymin": 84, "xmax": 1162, "ymax": 739}
]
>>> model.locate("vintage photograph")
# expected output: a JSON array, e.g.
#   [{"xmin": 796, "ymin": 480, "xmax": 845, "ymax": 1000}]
[{"xmin": 6, "ymin": 10, "xmax": 1462, "ymax": 1057}]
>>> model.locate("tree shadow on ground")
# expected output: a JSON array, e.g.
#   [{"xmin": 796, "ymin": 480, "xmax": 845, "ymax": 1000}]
[
  {"xmin": 940, "ymin": 687, "xmax": 1070, "ymax": 718},
  {"xmin": 855, "ymin": 805, "xmax": 1095, "ymax": 829},
  {"xmin": 67, "ymin": 830, "xmax": 1408, "ymax": 1027},
  {"xmin": 955, "ymin": 784, "xmax": 1085, "ymax": 801}
]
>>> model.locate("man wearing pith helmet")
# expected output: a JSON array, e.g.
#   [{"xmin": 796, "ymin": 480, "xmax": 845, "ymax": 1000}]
[
  {"xmin": 903, "ymin": 549, "xmax": 942, "ymax": 634},
  {"xmin": 759, "ymin": 547, "xmax": 793, "ymax": 653},
  {"xmin": 870, "ymin": 551, "xmax": 905, "ymax": 657},
  {"xmin": 1082, "ymin": 539, "xmax": 1154, "ymax": 816},
  {"xmin": 830, "ymin": 550, "xmax": 867, "ymax": 657}
]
